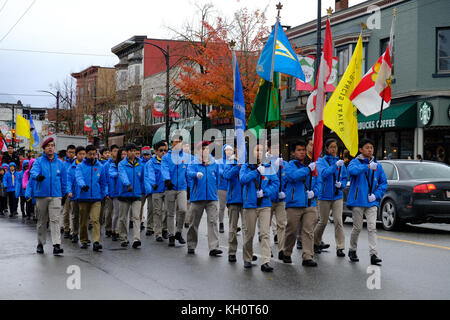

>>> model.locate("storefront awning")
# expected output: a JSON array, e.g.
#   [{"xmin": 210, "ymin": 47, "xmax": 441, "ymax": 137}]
[{"xmin": 357, "ymin": 102, "xmax": 417, "ymax": 130}]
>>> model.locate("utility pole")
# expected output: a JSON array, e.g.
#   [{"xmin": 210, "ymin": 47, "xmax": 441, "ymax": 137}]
[
  {"xmin": 315, "ymin": 0, "xmax": 322, "ymax": 79},
  {"xmin": 56, "ymin": 90, "xmax": 60, "ymax": 133},
  {"xmin": 11, "ymin": 103, "xmax": 15, "ymax": 148},
  {"xmin": 165, "ymin": 45, "xmax": 170, "ymax": 143}
]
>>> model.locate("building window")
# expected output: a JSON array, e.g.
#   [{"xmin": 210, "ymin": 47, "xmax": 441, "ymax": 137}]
[
  {"xmin": 286, "ymin": 76, "xmax": 297, "ymax": 99},
  {"xmin": 336, "ymin": 44, "xmax": 351, "ymax": 81},
  {"xmin": 380, "ymin": 37, "xmax": 394, "ymax": 76},
  {"xmin": 437, "ymin": 27, "xmax": 450, "ymax": 73}
]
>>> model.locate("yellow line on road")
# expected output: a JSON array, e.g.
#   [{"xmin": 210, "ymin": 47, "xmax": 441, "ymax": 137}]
[{"xmin": 378, "ymin": 236, "xmax": 450, "ymax": 251}]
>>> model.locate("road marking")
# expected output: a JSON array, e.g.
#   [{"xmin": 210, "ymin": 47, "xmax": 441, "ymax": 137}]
[{"xmin": 378, "ymin": 236, "xmax": 450, "ymax": 251}]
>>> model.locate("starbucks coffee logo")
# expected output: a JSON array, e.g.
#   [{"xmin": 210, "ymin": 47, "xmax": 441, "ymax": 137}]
[{"xmin": 419, "ymin": 102, "xmax": 433, "ymax": 126}]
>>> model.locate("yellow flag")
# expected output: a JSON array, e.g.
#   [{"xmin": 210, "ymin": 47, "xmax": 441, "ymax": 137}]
[
  {"xmin": 16, "ymin": 114, "xmax": 32, "ymax": 142},
  {"xmin": 323, "ymin": 35, "xmax": 363, "ymax": 157}
]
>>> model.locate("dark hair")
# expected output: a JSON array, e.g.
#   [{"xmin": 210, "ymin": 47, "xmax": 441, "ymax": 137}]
[
  {"xmin": 100, "ymin": 147, "xmax": 108, "ymax": 155},
  {"xmin": 116, "ymin": 147, "xmax": 126, "ymax": 166},
  {"xmin": 125, "ymin": 143, "xmax": 137, "ymax": 151},
  {"xmin": 358, "ymin": 138, "xmax": 375, "ymax": 149},
  {"xmin": 58, "ymin": 150, "xmax": 66, "ymax": 158},
  {"xmin": 7, "ymin": 144, "xmax": 13, "ymax": 148},
  {"xmin": 416, "ymin": 154, "xmax": 422, "ymax": 160},
  {"xmin": 75, "ymin": 146, "xmax": 85, "ymax": 155},
  {"xmin": 291, "ymin": 140, "xmax": 306, "ymax": 152},
  {"xmin": 66, "ymin": 145, "xmax": 76, "ymax": 151},
  {"xmin": 323, "ymin": 138, "xmax": 338, "ymax": 156},
  {"xmin": 85, "ymin": 145, "xmax": 97, "ymax": 153},
  {"xmin": 110, "ymin": 144, "xmax": 119, "ymax": 151},
  {"xmin": 305, "ymin": 136, "xmax": 313, "ymax": 144},
  {"xmin": 154, "ymin": 141, "xmax": 166, "ymax": 150}
]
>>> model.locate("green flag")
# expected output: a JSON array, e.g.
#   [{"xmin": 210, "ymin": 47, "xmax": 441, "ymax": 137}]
[{"xmin": 248, "ymin": 72, "xmax": 280, "ymax": 138}]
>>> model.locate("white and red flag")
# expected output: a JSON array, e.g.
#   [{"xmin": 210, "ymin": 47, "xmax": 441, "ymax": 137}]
[
  {"xmin": 350, "ymin": 13, "xmax": 396, "ymax": 116},
  {"xmin": 306, "ymin": 18, "xmax": 333, "ymax": 163}
]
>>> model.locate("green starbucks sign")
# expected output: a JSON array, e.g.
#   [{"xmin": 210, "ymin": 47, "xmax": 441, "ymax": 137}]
[{"xmin": 419, "ymin": 101, "xmax": 433, "ymax": 126}]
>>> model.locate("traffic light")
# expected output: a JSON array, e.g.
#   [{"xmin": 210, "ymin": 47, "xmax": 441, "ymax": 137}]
[{"xmin": 11, "ymin": 129, "xmax": 15, "ymax": 140}]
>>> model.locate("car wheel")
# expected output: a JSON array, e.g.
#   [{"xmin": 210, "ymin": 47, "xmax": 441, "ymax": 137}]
[{"xmin": 381, "ymin": 199, "xmax": 402, "ymax": 231}]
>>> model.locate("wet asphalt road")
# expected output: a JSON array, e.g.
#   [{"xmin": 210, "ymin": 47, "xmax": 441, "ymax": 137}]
[{"xmin": 1, "ymin": 210, "xmax": 450, "ymax": 300}]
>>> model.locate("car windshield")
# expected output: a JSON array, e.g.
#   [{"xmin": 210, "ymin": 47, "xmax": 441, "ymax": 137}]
[{"xmin": 401, "ymin": 162, "xmax": 450, "ymax": 179}]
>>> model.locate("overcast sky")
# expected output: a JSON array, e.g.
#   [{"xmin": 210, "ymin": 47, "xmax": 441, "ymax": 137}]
[{"xmin": 0, "ymin": 0, "xmax": 365, "ymax": 107}]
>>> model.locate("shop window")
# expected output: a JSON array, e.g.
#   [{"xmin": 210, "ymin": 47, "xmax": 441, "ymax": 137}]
[
  {"xmin": 437, "ymin": 27, "xmax": 450, "ymax": 73},
  {"xmin": 383, "ymin": 131, "xmax": 398, "ymax": 159},
  {"xmin": 400, "ymin": 130, "xmax": 414, "ymax": 159}
]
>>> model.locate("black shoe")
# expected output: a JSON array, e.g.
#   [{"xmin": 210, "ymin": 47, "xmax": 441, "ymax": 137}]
[
  {"xmin": 63, "ymin": 231, "xmax": 70, "ymax": 239},
  {"xmin": 132, "ymin": 240, "xmax": 141, "ymax": 249},
  {"xmin": 348, "ymin": 250, "xmax": 359, "ymax": 262},
  {"xmin": 297, "ymin": 241, "xmax": 302, "ymax": 250},
  {"xmin": 168, "ymin": 236, "xmax": 175, "ymax": 247},
  {"xmin": 162, "ymin": 230, "xmax": 169, "ymax": 239},
  {"xmin": 87, "ymin": 240, "xmax": 91, "ymax": 244},
  {"xmin": 219, "ymin": 223, "xmax": 224, "ymax": 233},
  {"xmin": 258, "ymin": 235, "xmax": 261, "ymax": 242},
  {"xmin": 244, "ymin": 261, "xmax": 253, "ymax": 269},
  {"xmin": 274, "ymin": 235, "xmax": 278, "ymax": 244},
  {"xmin": 112, "ymin": 233, "xmax": 119, "ymax": 242},
  {"xmin": 175, "ymin": 232, "xmax": 186, "ymax": 244},
  {"xmin": 53, "ymin": 244, "xmax": 64, "ymax": 255},
  {"xmin": 121, "ymin": 241, "xmax": 128, "ymax": 248},
  {"xmin": 236, "ymin": 227, "xmax": 241, "ymax": 233},
  {"xmin": 93, "ymin": 242, "xmax": 103, "ymax": 252},
  {"xmin": 156, "ymin": 236, "xmax": 163, "ymax": 242},
  {"xmin": 371, "ymin": 254, "xmax": 382, "ymax": 265},
  {"xmin": 278, "ymin": 250, "xmax": 284, "ymax": 260},
  {"xmin": 184, "ymin": 223, "xmax": 189, "ymax": 228},
  {"xmin": 71, "ymin": 234, "xmax": 79, "ymax": 243},
  {"xmin": 252, "ymin": 255, "xmax": 258, "ymax": 261},
  {"xmin": 209, "ymin": 249, "xmax": 223, "ymax": 256},
  {"xmin": 337, "ymin": 249, "xmax": 345, "ymax": 257},
  {"xmin": 261, "ymin": 263, "xmax": 273, "ymax": 272},
  {"xmin": 105, "ymin": 230, "xmax": 112, "ymax": 238},
  {"xmin": 314, "ymin": 245, "xmax": 322, "ymax": 254},
  {"xmin": 319, "ymin": 241, "xmax": 330, "ymax": 250},
  {"xmin": 302, "ymin": 259, "xmax": 318, "ymax": 267},
  {"xmin": 9, "ymin": 213, "xmax": 14, "ymax": 218},
  {"xmin": 80, "ymin": 242, "xmax": 89, "ymax": 249},
  {"xmin": 187, "ymin": 248, "xmax": 195, "ymax": 254},
  {"xmin": 36, "ymin": 244, "xmax": 44, "ymax": 254},
  {"xmin": 146, "ymin": 230, "xmax": 154, "ymax": 236},
  {"xmin": 228, "ymin": 255, "xmax": 237, "ymax": 262},
  {"xmin": 271, "ymin": 251, "xmax": 273, "ymax": 258},
  {"xmin": 88, "ymin": 224, "xmax": 92, "ymax": 230},
  {"xmin": 129, "ymin": 221, "xmax": 133, "ymax": 229},
  {"xmin": 283, "ymin": 255, "xmax": 292, "ymax": 264}
]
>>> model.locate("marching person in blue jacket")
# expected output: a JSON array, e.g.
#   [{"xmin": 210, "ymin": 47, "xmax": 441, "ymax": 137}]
[
  {"xmin": 183, "ymin": 141, "xmax": 195, "ymax": 229},
  {"xmin": 103, "ymin": 144, "xmax": 119, "ymax": 239},
  {"xmin": 109, "ymin": 147, "xmax": 126, "ymax": 242},
  {"xmin": 222, "ymin": 144, "xmax": 245, "ymax": 263},
  {"xmin": 186, "ymin": 141, "xmax": 222, "ymax": 256},
  {"xmin": 160, "ymin": 133, "xmax": 191, "ymax": 247},
  {"xmin": 347, "ymin": 138, "xmax": 387, "ymax": 265},
  {"xmin": 62, "ymin": 145, "xmax": 76, "ymax": 239},
  {"xmin": 144, "ymin": 141, "xmax": 168, "ymax": 242},
  {"xmin": 281, "ymin": 140, "xmax": 319, "ymax": 267},
  {"xmin": 4, "ymin": 162, "xmax": 18, "ymax": 217},
  {"xmin": 216, "ymin": 144, "xmax": 234, "ymax": 234},
  {"xmin": 30, "ymin": 137, "xmax": 67, "ymax": 255},
  {"xmin": 118, "ymin": 143, "xmax": 145, "ymax": 249},
  {"xmin": 74, "ymin": 145, "xmax": 108, "ymax": 251},
  {"xmin": 15, "ymin": 160, "xmax": 29, "ymax": 219},
  {"xmin": 240, "ymin": 143, "xmax": 279, "ymax": 272},
  {"xmin": 314, "ymin": 138, "xmax": 348, "ymax": 257},
  {"xmin": 67, "ymin": 146, "xmax": 86, "ymax": 243}
]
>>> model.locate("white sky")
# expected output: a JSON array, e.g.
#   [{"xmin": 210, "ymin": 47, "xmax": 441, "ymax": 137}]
[{"xmin": 0, "ymin": 0, "xmax": 365, "ymax": 107}]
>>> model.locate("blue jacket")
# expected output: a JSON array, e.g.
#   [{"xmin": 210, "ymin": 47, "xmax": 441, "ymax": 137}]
[
  {"xmin": 216, "ymin": 145, "xmax": 233, "ymax": 191},
  {"xmin": 317, "ymin": 155, "xmax": 348, "ymax": 201},
  {"xmin": 239, "ymin": 163, "xmax": 279, "ymax": 209},
  {"xmin": 4, "ymin": 169, "xmax": 18, "ymax": 193},
  {"xmin": 265, "ymin": 158, "xmax": 288, "ymax": 203},
  {"xmin": 25, "ymin": 177, "xmax": 36, "ymax": 205},
  {"xmin": 187, "ymin": 155, "xmax": 219, "ymax": 202},
  {"xmin": 285, "ymin": 159, "xmax": 319, "ymax": 208},
  {"xmin": 108, "ymin": 162, "xmax": 122, "ymax": 198},
  {"xmin": 99, "ymin": 158, "xmax": 108, "ymax": 165},
  {"xmin": 67, "ymin": 160, "xmax": 80, "ymax": 201},
  {"xmin": 64, "ymin": 157, "xmax": 75, "ymax": 171},
  {"xmin": 223, "ymin": 162, "xmax": 243, "ymax": 204},
  {"xmin": 161, "ymin": 150, "xmax": 192, "ymax": 191},
  {"xmin": 118, "ymin": 157, "xmax": 145, "ymax": 198},
  {"xmin": 347, "ymin": 156, "xmax": 388, "ymax": 208},
  {"xmin": 144, "ymin": 156, "xmax": 165, "ymax": 195},
  {"xmin": 75, "ymin": 159, "xmax": 108, "ymax": 202},
  {"xmin": 15, "ymin": 170, "xmax": 25, "ymax": 197},
  {"xmin": 30, "ymin": 154, "xmax": 68, "ymax": 198}
]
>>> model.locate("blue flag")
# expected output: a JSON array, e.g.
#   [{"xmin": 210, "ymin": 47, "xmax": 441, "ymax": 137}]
[
  {"xmin": 232, "ymin": 51, "xmax": 246, "ymax": 164},
  {"xmin": 256, "ymin": 22, "xmax": 305, "ymax": 82},
  {"xmin": 28, "ymin": 111, "xmax": 39, "ymax": 149}
]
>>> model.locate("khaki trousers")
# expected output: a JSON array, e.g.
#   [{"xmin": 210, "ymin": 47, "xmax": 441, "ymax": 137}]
[
  {"xmin": 79, "ymin": 201, "xmax": 101, "ymax": 244},
  {"xmin": 184, "ymin": 200, "xmax": 192, "ymax": 225},
  {"xmin": 350, "ymin": 206, "xmax": 378, "ymax": 255},
  {"xmin": 284, "ymin": 207, "xmax": 317, "ymax": 260},
  {"xmin": 243, "ymin": 207, "xmax": 271, "ymax": 264},
  {"xmin": 62, "ymin": 195, "xmax": 71, "ymax": 232},
  {"xmin": 187, "ymin": 201, "xmax": 219, "ymax": 251},
  {"xmin": 165, "ymin": 190, "xmax": 187, "ymax": 236},
  {"xmin": 145, "ymin": 194, "xmax": 154, "ymax": 231},
  {"xmin": 139, "ymin": 194, "xmax": 146, "ymax": 222},
  {"xmin": 36, "ymin": 197, "xmax": 62, "ymax": 246},
  {"xmin": 152, "ymin": 192, "xmax": 167, "ymax": 237},
  {"xmin": 314, "ymin": 199, "xmax": 345, "ymax": 249},
  {"xmin": 218, "ymin": 190, "xmax": 227, "ymax": 224},
  {"xmin": 70, "ymin": 201, "xmax": 80, "ymax": 236},
  {"xmin": 112, "ymin": 198, "xmax": 120, "ymax": 233},
  {"xmin": 228, "ymin": 204, "xmax": 244, "ymax": 255},
  {"xmin": 271, "ymin": 201, "xmax": 287, "ymax": 252},
  {"xmin": 103, "ymin": 197, "xmax": 113, "ymax": 232},
  {"xmin": 119, "ymin": 200, "xmax": 141, "ymax": 243}
]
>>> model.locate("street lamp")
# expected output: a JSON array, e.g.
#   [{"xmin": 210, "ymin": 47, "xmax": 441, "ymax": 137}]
[{"xmin": 38, "ymin": 90, "xmax": 60, "ymax": 133}]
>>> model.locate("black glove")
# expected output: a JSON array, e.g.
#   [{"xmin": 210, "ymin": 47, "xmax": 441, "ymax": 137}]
[
  {"xmin": 81, "ymin": 185, "xmax": 89, "ymax": 192},
  {"xmin": 127, "ymin": 185, "xmax": 133, "ymax": 193},
  {"xmin": 153, "ymin": 184, "xmax": 158, "ymax": 191},
  {"xmin": 36, "ymin": 174, "xmax": 45, "ymax": 182},
  {"xmin": 165, "ymin": 180, "xmax": 174, "ymax": 190}
]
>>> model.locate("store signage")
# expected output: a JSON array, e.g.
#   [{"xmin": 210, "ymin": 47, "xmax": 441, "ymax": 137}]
[
  {"xmin": 419, "ymin": 101, "xmax": 433, "ymax": 126},
  {"xmin": 358, "ymin": 118, "xmax": 396, "ymax": 130}
]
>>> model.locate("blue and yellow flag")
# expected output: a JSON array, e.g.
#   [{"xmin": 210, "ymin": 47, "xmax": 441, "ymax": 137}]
[{"xmin": 256, "ymin": 22, "xmax": 305, "ymax": 82}]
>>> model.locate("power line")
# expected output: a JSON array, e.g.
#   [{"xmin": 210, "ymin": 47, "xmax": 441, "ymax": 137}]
[
  {"xmin": 0, "ymin": 0, "xmax": 37, "ymax": 43},
  {"xmin": 0, "ymin": 0, "xmax": 8, "ymax": 15},
  {"xmin": 0, "ymin": 47, "xmax": 115, "ymax": 57}
]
